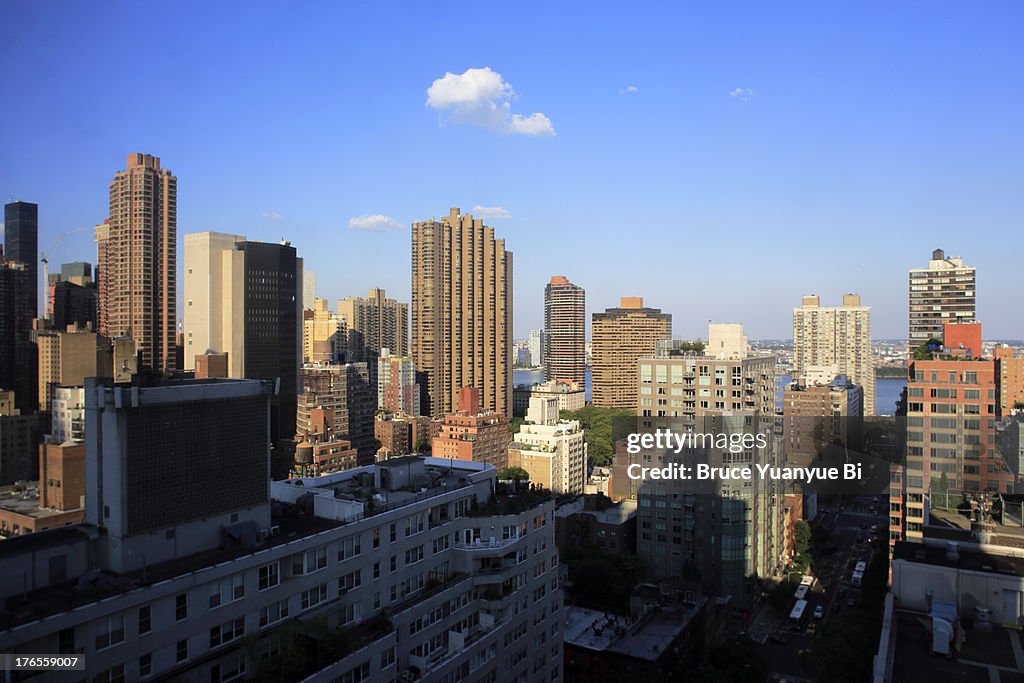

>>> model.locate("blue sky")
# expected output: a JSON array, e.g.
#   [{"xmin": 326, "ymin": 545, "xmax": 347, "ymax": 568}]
[{"xmin": 2, "ymin": 1, "xmax": 1022, "ymax": 339}]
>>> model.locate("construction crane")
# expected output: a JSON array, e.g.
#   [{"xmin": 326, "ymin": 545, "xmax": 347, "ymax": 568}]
[{"xmin": 40, "ymin": 233, "xmax": 67, "ymax": 319}]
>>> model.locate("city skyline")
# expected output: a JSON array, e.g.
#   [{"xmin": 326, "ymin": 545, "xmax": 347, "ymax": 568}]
[{"xmin": 2, "ymin": 3, "xmax": 1023, "ymax": 340}]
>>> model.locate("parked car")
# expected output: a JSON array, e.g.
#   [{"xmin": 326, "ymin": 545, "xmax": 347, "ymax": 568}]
[
  {"xmin": 813, "ymin": 605, "xmax": 824, "ymax": 619},
  {"xmin": 838, "ymin": 586, "xmax": 847, "ymax": 598},
  {"xmin": 847, "ymin": 596, "xmax": 857, "ymax": 607}
]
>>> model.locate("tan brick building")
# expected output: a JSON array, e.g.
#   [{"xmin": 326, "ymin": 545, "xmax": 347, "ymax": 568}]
[
  {"xmin": 591, "ymin": 297, "xmax": 671, "ymax": 408},
  {"xmin": 412, "ymin": 208, "xmax": 512, "ymax": 418}
]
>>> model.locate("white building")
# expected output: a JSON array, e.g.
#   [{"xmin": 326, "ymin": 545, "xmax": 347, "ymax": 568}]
[
  {"xmin": 0, "ymin": 380, "xmax": 563, "ymax": 683},
  {"xmin": 528, "ymin": 329, "xmax": 544, "ymax": 368},
  {"xmin": 510, "ymin": 396, "xmax": 587, "ymax": 495},
  {"xmin": 50, "ymin": 386, "xmax": 85, "ymax": 443}
]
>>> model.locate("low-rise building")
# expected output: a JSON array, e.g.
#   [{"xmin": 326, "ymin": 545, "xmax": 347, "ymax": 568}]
[
  {"xmin": 555, "ymin": 494, "xmax": 637, "ymax": 556},
  {"xmin": 432, "ymin": 387, "xmax": 511, "ymax": 471}
]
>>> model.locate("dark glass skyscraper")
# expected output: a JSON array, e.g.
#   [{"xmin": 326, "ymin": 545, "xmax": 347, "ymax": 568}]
[
  {"xmin": 238, "ymin": 241, "xmax": 300, "ymax": 479},
  {"xmin": 4, "ymin": 201, "xmax": 38, "ymax": 319}
]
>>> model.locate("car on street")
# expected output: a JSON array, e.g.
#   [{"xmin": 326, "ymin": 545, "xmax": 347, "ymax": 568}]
[
  {"xmin": 806, "ymin": 623, "xmax": 817, "ymax": 636},
  {"xmin": 813, "ymin": 605, "xmax": 824, "ymax": 619},
  {"xmin": 847, "ymin": 596, "xmax": 856, "ymax": 607},
  {"xmin": 838, "ymin": 585, "xmax": 847, "ymax": 597}
]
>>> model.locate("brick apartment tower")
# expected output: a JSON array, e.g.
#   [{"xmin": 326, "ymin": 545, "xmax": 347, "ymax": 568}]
[
  {"xmin": 543, "ymin": 276, "xmax": 586, "ymax": 385},
  {"xmin": 431, "ymin": 387, "xmax": 512, "ymax": 470},
  {"xmin": 99, "ymin": 154, "xmax": 177, "ymax": 371},
  {"xmin": 411, "ymin": 208, "xmax": 512, "ymax": 419},
  {"xmin": 591, "ymin": 297, "xmax": 671, "ymax": 408}
]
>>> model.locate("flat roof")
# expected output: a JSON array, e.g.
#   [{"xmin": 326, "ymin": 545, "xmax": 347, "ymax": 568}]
[
  {"xmin": 892, "ymin": 541, "xmax": 1024, "ymax": 576},
  {"xmin": 891, "ymin": 611, "xmax": 1023, "ymax": 682},
  {"xmin": 563, "ymin": 601, "xmax": 703, "ymax": 660}
]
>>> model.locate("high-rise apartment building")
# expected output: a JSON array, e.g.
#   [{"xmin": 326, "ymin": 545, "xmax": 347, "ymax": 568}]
[
  {"xmin": 909, "ymin": 248, "xmax": 976, "ymax": 347},
  {"xmin": 793, "ymin": 293, "xmax": 875, "ymax": 415},
  {"xmin": 0, "ymin": 251, "xmax": 38, "ymax": 414},
  {"xmin": 0, "ymin": 456, "xmax": 561, "ymax": 683},
  {"xmin": 432, "ymin": 387, "xmax": 512, "ymax": 470},
  {"xmin": 378, "ymin": 348, "xmax": 420, "ymax": 416},
  {"xmin": 100, "ymin": 153, "xmax": 177, "ymax": 371},
  {"xmin": 543, "ymin": 276, "xmax": 586, "ymax": 385},
  {"xmin": 527, "ymin": 329, "xmax": 544, "ymax": 368},
  {"xmin": 616, "ymin": 324, "xmax": 783, "ymax": 597},
  {"xmin": 782, "ymin": 375, "xmax": 863, "ymax": 466},
  {"xmin": 4, "ymin": 201, "xmax": 38, "ymax": 319},
  {"xmin": 182, "ymin": 232, "xmax": 303, "ymax": 471},
  {"xmin": 591, "ymin": 297, "xmax": 671, "ymax": 408},
  {"xmin": 412, "ymin": 208, "xmax": 512, "ymax": 418},
  {"xmin": 295, "ymin": 363, "xmax": 375, "ymax": 472},
  {"xmin": 337, "ymin": 288, "xmax": 409, "ymax": 362},
  {"xmin": 93, "ymin": 219, "xmax": 111, "ymax": 334},
  {"xmin": 509, "ymin": 396, "xmax": 586, "ymax": 495}
]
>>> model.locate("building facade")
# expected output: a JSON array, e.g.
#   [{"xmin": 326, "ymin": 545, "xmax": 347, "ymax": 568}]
[
  {"xmin": 0, "ymin": 456, "xmax": 562, "ymax": 683},
  {"xmin": 995, "ymin": 347, "xmax": 1024, "ymax": 416},
  {"xmin": 909, "ymin": 248, "xmax": 976, "ymax": 347},
  {"xmin": 509, "ymin": 396, "xmax": 587, "ymax": 495},
  {"xmin": 793, "ymin": 293, "xmax": 876, "ymax": 415},
  {"xmin": 412, "ymin": 208, "xmax": 512, "ymax": 418},
  {"xmin": 543, "ymin": 276, "xmax": 586, "ymax": 385},
  {"xmin": 378, "ymin": 348, "xmax": 420, "ymax": 416},
  {"xmin": 432, "ymin": 388, "xmax": 512, "ymax": 471},
  {"xmin": 0, "ymin": 251, "xmax": 37, "ymax": 414},
  {"xmin": 591, "ymin": 298, "xmax": 671, "ymax": 409},
  {"xmin": 296, "ymin": 363, "xmax": 375, "ymax": 472},
  {"xmin": 100, "ymin": 154, "xmax": 177, "ymax": 371},
  {"xmin": 337, "ymin": 288, "xmax": 409, "ymax": 362}
]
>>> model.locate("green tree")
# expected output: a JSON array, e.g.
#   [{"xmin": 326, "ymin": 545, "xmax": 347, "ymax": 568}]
[{"xmin": 497, "ymin": 467, "xmax": 529, "ymax": 482}]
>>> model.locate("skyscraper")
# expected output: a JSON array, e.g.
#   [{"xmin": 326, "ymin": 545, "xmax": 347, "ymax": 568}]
[
  {"xmin": 295, "ymin": 362, "xmax": 374, "ymax": 473},
  {"xmin": 4, "ymin": 201, "xmax": 38, "ymax": 319},
  {"xmin": 378, "ymin": 348, "xmax": 420, "ymax": 416},
  {"xmin": 182, "ymin": 232, "xmax": 302, "ymax": 475},
  {"xmin": 337, "ymin": 288, "xmax": 409, "ymax": 361},
  {"xmin": 908, "ymin": 248, "xmax": 976, "ymax": 347},
  {"xmin": 93, "ymin": 219, "xmax": 111, "ymax": 334},
  {"xmin": 543, "ymin": 275, "xmax": 586, "ymax": 385},
  {"xmin": 0, "ymin": 249, "xmax": 37, "ymax": 414},
  {"xmin": 591, "ymin": 297, "xmax": 671, "ymax": 408},
  {"xmin": 793, "ymin": 293, "xmax": 876, "ymax": 415},
  {"xmin": 411, "ymin": 208, "xmax": 512, "ymax": 418},
  {"xmin": 100, "ymin": 153, "xmax": 177, "ymax": 371}
]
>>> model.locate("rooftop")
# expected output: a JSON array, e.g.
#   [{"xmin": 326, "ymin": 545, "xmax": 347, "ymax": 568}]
[
  {"xmin": 0, "ymin": 484, "xmax": 78, "ymax": 523},
  {"xmin": 892, "ymin": 541, "xmax": 1024, "ymax": 575},
  {"xmin": 563, "ymin": 601, "xmax": 704, "ymax": 660},
  {"xmin": 891, "ymin": 611, "xmax": 1024, "ymax": 682}
]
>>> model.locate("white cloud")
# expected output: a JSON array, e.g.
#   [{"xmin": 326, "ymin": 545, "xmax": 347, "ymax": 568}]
[
  {"xmin": 730, "ymin": 87, "xmax": 754, "ymax": 102},
  {"xmin": 619, "ymin": 85, "xmax": 639, "ymax": 95},
  {"xmin": 347, "ymin": 214, "xmax": 402, "ymax": 232},
  {"xmin": 262, "ymin": 211, "xmax": 284, "ymax": 222},
  {"xmin": 426, "ymin": 67, "xmax": 555, "ymax": 136},
  {"xmin": 470, "ymin": 206, "xmax": 512, "ymax": 220}
]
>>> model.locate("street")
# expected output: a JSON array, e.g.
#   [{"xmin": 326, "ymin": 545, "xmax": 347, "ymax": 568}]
[{"xmin": 746, "ymin": 495, "xmax": 889, "ymax": 681}]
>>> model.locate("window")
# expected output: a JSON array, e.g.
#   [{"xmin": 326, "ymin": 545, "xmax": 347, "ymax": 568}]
[
  {"xmin": 337, "ymin": 661, "xmax": 371, "ymax": 683},
  {"xmin": 381, "ymin": 646, "xmax": 396, "ymax": 669},
  {"xmin": 176, "ymin": 638, "xmax": 189, "ymax": 663},
  {"xmin": 405, "ymin": 514, "xmax": 424, "ymax": 536},
  {"xmin": 405, "ymin": 545, "xmax": 424, "ymax": 565},
  {"xmin": 175, "ymin": 593, "xmax": 188, "ymax": 621},
  {"xmin": 339, "ymin": 535, "xmax": 362, "ymax": 561},
  {"xmin": 373, "ymin": 528, "xmax": 381, "ymax": 548},
  {"xmin": 292, "ymin": 547, "xmax": 328, "ymax": 575},
  {"xmin": 259, "ymin": 599, "xmax": 290, "ymax": 627},
  {"xmin": 209, "ymin": 575, "xmax": 245, "ymax": 608},
  {"xmin": 339, "ymin": 570, "xmax": 362, "ymax": 593},
  {"xmin": 389, "ymin": 524, "xmax": 397, "ymax": 542},
  {"xmin": 95, "ymin": 614, "xmax": 125, "ymax": 651},
  {"xmin": 433, "ymin": 535, "xmax": 450, "ymax": 554},
  {"xmin": 58, "ymin": 628, "xmax": 75, "ymax": 654},
  {"xmin": 138, "ymin": 605, "xmax": 151, "ymax": 635},
  {"xmin": 210, "ymin": 617, "xmax": 246, "ymax": 648},
  {"xmin": 341, "ymin": 602, "xmax": 362, "ymax": 625},
  {"xmin": 258, "ymin": 562, "xmax": 280, "ymax": 591},
  {"xmin": 93, "ymin": 664, "xmax": 125, "ymax": 683},
  {"xmin": 373, "ymin": 562, "xmax": 381, "ymax": 580},
  {"xmin": 210, "ymin": 654, "xmax": 247, "ymax": 683},
  {"xmin": 301, "ymin": 584, "xmax": 328, "ymax": 610},
  {"xmin": 139, "ymin": 653, "xmax": 152, "ymax": 678}
]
